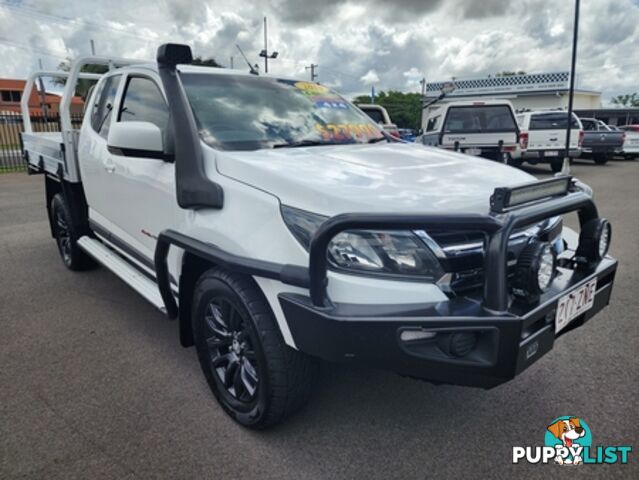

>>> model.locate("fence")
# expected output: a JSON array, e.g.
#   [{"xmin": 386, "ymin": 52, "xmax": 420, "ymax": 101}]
[{"xmin": 0, "ymin": 112, "xmax": 83, "ymax": 173}]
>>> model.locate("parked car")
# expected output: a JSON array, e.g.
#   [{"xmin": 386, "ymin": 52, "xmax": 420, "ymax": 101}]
[
  {"xmin": 21, "ymin": 44, "xmax": 618, "ymax": 429},
  {"xmin": 618, "ymin": 125, "xmax": 639, "ymax": 159},
  {"xmin": 418, "ymin": 100, "xmax": 519, "ymax": 162},
  {"xmin": 579, "ymin": 118, "xmax": 625, "ymax": 164},
  {"xmin": 357, "ymin": 104, "xmax": 400, "ymax": 138},
  {"xmin": 397, "ymin": 128, "xmax": 416, "ymax": 142},
  {"xmin": 512, "ymin": 110, "xmax": 583, "ymax": 172}
]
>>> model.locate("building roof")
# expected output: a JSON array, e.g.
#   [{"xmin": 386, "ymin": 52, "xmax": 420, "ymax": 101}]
[
  {"xmin": 0, "ymin": 77, "xmax": 84, "ymax": 106},
  {"xmin": 0, "ymin": 78, "xmax": 29, "ymax": 90},
  {"xmin": 424, "ymin": 72, "xmax": 601, "ymax": 99}
]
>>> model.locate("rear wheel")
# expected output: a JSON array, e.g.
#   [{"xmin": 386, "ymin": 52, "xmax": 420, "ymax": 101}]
[
  {"xmin": 550, "ymin": 158, "xmax": 563, "ymax": 173},
  {"xmin": 507, "ymin": 154, "xmax": 523, "ymax": 167},
  {"xmin": 192, "ymin": 268, "xmax": 317, "ymax": 429},
  {"xmin": 51, "ymin": 194, "xmax": 95, "ymax": 271}
]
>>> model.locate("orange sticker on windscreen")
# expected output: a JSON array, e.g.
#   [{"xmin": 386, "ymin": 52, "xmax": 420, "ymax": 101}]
[
  {"xmin": 294, "ymin": 81, "xmax": 329, "ymax": 95},
  {"xmin": 315, "ymin": 123, "xmax": 380, "ymax": 141}
]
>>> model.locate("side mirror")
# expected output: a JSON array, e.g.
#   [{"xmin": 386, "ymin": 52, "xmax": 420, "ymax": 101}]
[{"xmin": 107, "ymin": 121, "xmax": 168, "ymax": 160}]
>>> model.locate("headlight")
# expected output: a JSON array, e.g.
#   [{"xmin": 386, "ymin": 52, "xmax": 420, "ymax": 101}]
[{"xmin": 281, "ymin": 206, "xmax": 444, "ymax": 280}]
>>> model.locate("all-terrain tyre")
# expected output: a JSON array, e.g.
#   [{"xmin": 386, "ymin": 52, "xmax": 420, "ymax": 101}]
[
  {"xmin": 192, "ymin": 267, "xmax": 318, "ymax": 429},
  {"xmin": 50, "ymin": 194, "xmax": 96, "ymax": 271}
]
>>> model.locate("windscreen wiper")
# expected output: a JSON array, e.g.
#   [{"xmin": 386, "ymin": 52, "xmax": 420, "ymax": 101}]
[{"xmin": 272, "ymin": 140, "xmax": 330, "ymax": 148}]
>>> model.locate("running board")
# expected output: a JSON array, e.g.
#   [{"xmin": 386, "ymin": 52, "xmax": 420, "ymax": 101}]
[{"xmin": 77, "ymin": 236, "xmax": 167, "ymax": 314}]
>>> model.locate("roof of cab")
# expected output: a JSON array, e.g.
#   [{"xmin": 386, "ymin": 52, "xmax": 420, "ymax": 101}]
[{"xmin": 118, "ymin": 63, "xmax": 307, "ymax": 83}]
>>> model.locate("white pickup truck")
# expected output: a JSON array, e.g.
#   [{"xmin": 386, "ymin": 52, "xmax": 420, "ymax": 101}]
[
  {"xmin": 419, "ymin": 100, "xmax": 520, "ymax": 162},
  {"xmin": 513, "ymin": 110, "xmax": 584, "ymax": 172},
  {"xmin": 21, "ymin": 44, "xmax": 618, "ymax": 429}
]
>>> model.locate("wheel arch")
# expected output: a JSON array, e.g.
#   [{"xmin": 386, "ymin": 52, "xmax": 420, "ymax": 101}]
[{"xmin": 178, "ymin": 251, "xmax": 215, "ymax": 347}]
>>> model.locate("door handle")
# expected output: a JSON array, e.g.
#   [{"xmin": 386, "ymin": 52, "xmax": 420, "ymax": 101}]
[{"xmin": 105, "ymin": 165, "xmax": 115, "ymax": 173}]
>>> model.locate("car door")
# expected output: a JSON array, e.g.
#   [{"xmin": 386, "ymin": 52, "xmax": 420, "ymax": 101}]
[
  {"xmin": 80, "ymin": 73, "xmax": 124, "ymax": 227},
  {"xmin": 100, "ymin": 72, "xmax": 180, "ymax": 266}
]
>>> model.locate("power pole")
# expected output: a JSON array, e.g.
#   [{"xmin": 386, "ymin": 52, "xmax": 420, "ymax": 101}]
[
  {"xmin": 563, "ymin": 0, "xmax": 580, "ymax": 175},
  {"xmin": 419, "ymin": 77, "xmax": 426, "ymax": 97},
  {"xmin": 37, "ymin": 58, "xmax": 49, "ymax": 123},
  {"xmin": 90, "ymin": 39, "xmax": 96, "ymax": 56},
  {"xmin": 305, "ymin": 64, "xmax": 318, "ymax": 81}
]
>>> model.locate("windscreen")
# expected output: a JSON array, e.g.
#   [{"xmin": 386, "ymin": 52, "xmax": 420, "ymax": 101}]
[
  {"xmin": 181, "ymin": 73, "xmax": 385, "ymax": 150},
  {"xmin": 444, "ymin": 105, "xmax": 517, "ymax": 133},
  {"xmin": 530, "ymin": 113, "xmax": 580, "ymax": 130},
  {"xmin": 361, "ymin": 108, "xmax": 385, "ymax": 124}
]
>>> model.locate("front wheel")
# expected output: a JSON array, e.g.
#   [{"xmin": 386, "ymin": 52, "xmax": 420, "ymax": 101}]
[{"xmin": 192, "ymin": 268, "xmax": 317, "ymax": 429}]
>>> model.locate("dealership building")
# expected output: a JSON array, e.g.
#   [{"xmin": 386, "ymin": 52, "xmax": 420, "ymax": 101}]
[{"xmin": 424, "ymin": 72, "xmax": 602, "ymax": 111}]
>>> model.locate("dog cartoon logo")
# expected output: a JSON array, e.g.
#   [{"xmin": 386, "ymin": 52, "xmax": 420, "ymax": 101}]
[{"xmin": 545, "ymin": 417, "xmax": 591, "ymax": 465}]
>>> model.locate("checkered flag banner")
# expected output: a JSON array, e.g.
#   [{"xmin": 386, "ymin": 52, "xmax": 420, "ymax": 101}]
[{"xmin": 426, "ymin": 72, "xmax": 570, "ymax": 95}]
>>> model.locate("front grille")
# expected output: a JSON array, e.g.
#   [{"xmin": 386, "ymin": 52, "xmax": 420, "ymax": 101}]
[{"xmin": 421, "ymin": 217, "xmax": 563, "ymax": 293}]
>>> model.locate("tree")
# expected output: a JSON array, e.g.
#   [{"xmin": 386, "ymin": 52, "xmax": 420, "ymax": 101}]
[
  {"xmin": 353, "ymin": 90, "xmax": 423, "ymax": 131},
  {"xmin": 192, "ymin": 56, "xmax": 223, "ymax": 67},
  {"xmin": 611, "ymin": 93, "xmax": 639, "ymax": 107},
  {"xmin": 52, "ymin": 60, "xmax": 109, "ymax": 99}
]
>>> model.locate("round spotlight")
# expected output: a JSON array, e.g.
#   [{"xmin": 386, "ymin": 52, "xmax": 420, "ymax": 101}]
[
  {"xmin": 513, "ymin": 241, "xmax": 557, "ymax": 298},
  {"xmin": 577, "ymin": 218, "xmax": 611, "ymax": 262}
]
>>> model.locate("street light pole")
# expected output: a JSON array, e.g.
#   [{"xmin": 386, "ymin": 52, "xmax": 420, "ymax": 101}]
[
  {"xmin": 263, "ymin": 17, "xmax": 268, "ymax": 73},
  {"xmin": 258, "ymin": 17, "xmax": 278, "ymax": 73},
  {"xmin": 563, "ymin": 0, "xmax": 580, "ymax": 175}
]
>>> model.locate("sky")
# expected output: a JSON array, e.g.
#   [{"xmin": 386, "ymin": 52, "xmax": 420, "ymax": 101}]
[{"xmin": 0, "ymin": 0, "xmax": 638, "ymax": 104}]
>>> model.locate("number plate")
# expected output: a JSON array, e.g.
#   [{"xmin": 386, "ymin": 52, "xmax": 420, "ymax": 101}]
[
  {"xmin": 555, "ymin": 279, "xmax": 597, "ymax": 334},
  {"xmin": 465, "ymin": 148, "xmax": 482, "ymax": 156},
  {"xmin": 545, "ymin": 150, "xmax": 559, "ymax": 157}
]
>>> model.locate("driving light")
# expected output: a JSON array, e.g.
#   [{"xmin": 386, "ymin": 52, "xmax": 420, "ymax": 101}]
[
  {"xmin": 576, "ymin": 218, "xmax": 611, "ymax": 263},
  {"xmin": 512, "ymin": 241, "xmax": 557, "ymax": 299}
]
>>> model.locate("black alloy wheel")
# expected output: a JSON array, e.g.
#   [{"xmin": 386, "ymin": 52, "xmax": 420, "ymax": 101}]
[
  {"xmin": 204, "ymin": 298, "xmax": 260, "ymax": 404},
  {"xmin": 192, "ymin": 268, "xmax": 317, "ymax": 429}
]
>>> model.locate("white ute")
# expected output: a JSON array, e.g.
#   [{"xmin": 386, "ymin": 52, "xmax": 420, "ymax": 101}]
[
  {"xmin": 21, "ymin": 44, "xmax": 618, "ymax": 428},
  {"xmin": 513, "ymin": 110, "xmax": 584, "ymax": 172},
  {"xmin": 419, "ymin": 99, "xmax": 520, "ymax": 162}
]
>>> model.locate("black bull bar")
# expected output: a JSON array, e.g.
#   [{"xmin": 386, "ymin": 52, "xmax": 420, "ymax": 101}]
[{"xmin": 154, "ymin": 185, "xmax": 598, "ymax": 318}]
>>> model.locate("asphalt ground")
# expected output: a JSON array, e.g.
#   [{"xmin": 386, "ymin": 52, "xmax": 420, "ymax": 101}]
[{"xmin": 1, "ymin": 158, "xmax": 638, "ymax": 479}]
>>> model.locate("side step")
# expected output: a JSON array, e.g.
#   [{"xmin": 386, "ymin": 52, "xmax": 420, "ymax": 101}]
[{"xmin": 77, "ymin": 236, "xmax": 167, "ymax": 314}]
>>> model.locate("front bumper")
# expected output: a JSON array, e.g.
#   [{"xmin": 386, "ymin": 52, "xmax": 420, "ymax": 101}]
[{"xmin": 279, "ymin": 257, "xmax": 617, "ymax": 388}]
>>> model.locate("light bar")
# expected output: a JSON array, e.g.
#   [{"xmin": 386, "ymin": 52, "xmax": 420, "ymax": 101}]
[{"xmin": 490, "ymin": 176, "xmax": 571, "ymax": 213}]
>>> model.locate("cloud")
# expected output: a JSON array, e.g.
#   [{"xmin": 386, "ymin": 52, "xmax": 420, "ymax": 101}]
[
  {"xmin": 360, "ymin": 69, "xmax": 380, "ymax": 84},
  {"xmin": 0, "ymin": 0, "xmax": 637, "ymax": 105}
]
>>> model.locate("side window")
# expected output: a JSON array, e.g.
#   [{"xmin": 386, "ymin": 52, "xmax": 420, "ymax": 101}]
[
  {"xmin": 426, "ymin": 115, "xmax": 440, "ymax": 132},
  {"xmin": 118, "ymin": 77, "xmax": 169, "ymax": 133},
  {"xmin": 91, "ymin": 75, "xmax": 122, "ymax": 139},
  {"xmin": 581, "ymin": 119, "xmax": 596, "ymax": 131}
]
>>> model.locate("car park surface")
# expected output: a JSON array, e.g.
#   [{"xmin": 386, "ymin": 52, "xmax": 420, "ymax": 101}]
[{"xmin": 1, "ymin": 157, "xmax": 637, "ymax": 479}]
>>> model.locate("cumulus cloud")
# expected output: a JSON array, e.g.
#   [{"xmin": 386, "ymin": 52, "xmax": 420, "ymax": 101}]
[
  {"xmin": 360, "ymin": 69, "xmax": 380, "ymax": 84},
  {"xmin": 0, "ymin": 0, "xmax": 637, "ymax": 104}
]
